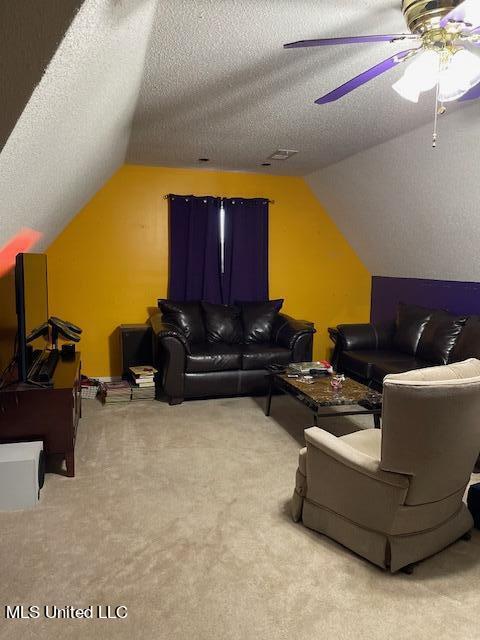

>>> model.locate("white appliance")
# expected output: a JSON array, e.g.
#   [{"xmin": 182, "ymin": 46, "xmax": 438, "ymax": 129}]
[{"xmin": 0, "ymin": 441, "xmax": 44, "ymax": 511}]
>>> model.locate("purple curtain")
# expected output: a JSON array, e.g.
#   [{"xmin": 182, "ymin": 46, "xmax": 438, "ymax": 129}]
[
  {"xmin": 168, "ymin": 195, "xmax": 222, "ymax": 302},
  {"xmin": 222, "ymin": 198, "xmax": 269, "ymax": 304},
  {"xmin": 168, "ymin": 195, "xmax": 269, "ymax": 304}
]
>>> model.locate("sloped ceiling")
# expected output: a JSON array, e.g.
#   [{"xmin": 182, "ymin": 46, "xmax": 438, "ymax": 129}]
[
  {"xmin": 127, "ymin": 0, "xmax": 461, "ymax": 175},
  {"xmin": 306, "ymin": 102, "xmax": 480, "ymax": 281},
  {"xmin": 0, "ymin": 0, "xmax": 157, "ymax": 252},
  {"xmin": 0, "ymin": 0, "xmax": 83, "ymax": 152},
  {"xmin": 2, "ymin": 0, "xmax": 480, "ymax": 284}
]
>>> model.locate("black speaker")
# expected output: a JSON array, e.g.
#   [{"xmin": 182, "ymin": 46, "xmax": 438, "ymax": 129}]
[
  {"xmin": 119, "ymin": 325, "xmax": 153, "ymax": 377},
  {"xmin": 61, "ymin": 343, "xmax": 76, "ymax": 360},
  {"xmin": 467, "ymin": 483, "xmax": 480, "ymax": 530}
]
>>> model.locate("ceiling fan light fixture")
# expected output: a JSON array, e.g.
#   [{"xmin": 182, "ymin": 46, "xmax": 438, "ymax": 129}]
[
  {"xmin": 392, "ymin": 49, "xmax": 440, "ymax": 101},
  {"xmin": 439, "ymin": 48, "xmax": 480, "ymax": 100},
  {"xmin": 392, "ymin": 75, "xmax": 422, "ymax": 101},
  {"xmin": 285, "ymin": 0, "xmax": 480, "ymax": 147}
]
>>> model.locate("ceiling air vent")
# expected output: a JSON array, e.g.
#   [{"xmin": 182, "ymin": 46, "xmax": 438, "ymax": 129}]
[{"xmin": 267, "ymin": 149, "xmax": 299, "ymax": 161}]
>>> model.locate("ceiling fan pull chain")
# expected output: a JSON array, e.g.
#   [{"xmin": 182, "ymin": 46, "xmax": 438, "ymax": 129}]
[{"xmin": 432, "ymin": 80, "xmax": 441, "ymax": 148}]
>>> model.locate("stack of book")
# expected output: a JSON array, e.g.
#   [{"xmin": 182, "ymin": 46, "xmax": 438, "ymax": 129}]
[
  {"xmin": 80, "ymin": 377, "xmax": 99, "ymax": 400},
  {"xmin": 101, "ymin": 380, "xmax": 132, "ymax": 404},
  {"xmin": 129, "ymin": 365, "xmax": 157, "ymax": 401}
]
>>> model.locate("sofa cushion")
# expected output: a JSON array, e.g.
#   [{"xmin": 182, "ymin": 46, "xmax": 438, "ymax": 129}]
[
  {"xmin": 158, "ymin": 300, "xmax": 205, "ymax": 344},
  {"xmin": 416, "ymin": 311, "xmax": 467, "ymax": 364},
  {"xmin": 342, "ymin": 349, "xmax": 424, "ymax": 380},
  {"xmin": 341, "ymin": 350, "xmax": 419, "ymax": 381},
  {"xmin": 371, "ymin": 359, "xmax": 428, "ymax": 384},
  {"xmin": 241, "ymin": 344, "xmax": 291, "ymax": 370},
  {"xmin": 186, "ymin": 344, "xmax": 242, "ymax": 373},
  {"xmin": 392, "ymin": 303, "xmax": 434, "ymax": 356},
  {"xmin": 450, "ymin": 316, "xmax": 480, "ymax": 362},
  {"xmin": 201, "ymin": 302, "xmax": 243, "ymax": 344},
  {"xmin": 237, "ymin": 299, "xmax": 283, "ymax": 344},
  {"xmin": 341, "ymin": 350, "xmax": 377, "ymax": 379}
]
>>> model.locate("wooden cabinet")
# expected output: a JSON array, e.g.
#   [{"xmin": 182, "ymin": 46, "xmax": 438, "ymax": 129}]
[{"xmin": 0, "ymin": 353, "xmax": 81, "ymax": 477}]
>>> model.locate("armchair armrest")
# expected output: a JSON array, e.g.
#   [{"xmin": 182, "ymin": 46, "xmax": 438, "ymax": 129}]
[
  {"xmin": 150, "ymin": 313, "xmax": 190, "ymax": 354},
  {"xmin": 337, "ymin": 323, "xmax": 393, "ymax": 351},
  {"xmin": 273, "ymin": 313, "xmax": 316, "ymax": 350},
  {"xmin": 305, "ymin": 427, "xmax": 408, "ymax": 489},
  {"xmin": 303, "ymin": 427, "xmax": 409, "ymax": 532}
]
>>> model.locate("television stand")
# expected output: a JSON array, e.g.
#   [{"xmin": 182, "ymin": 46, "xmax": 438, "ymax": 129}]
[{"xmin": 0, "ymin": 353, "xmax": 81, "ymax": 477}]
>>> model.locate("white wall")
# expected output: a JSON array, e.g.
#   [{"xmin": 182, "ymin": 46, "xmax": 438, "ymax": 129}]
[
  {"xmin": 306, "ymin": 102, "xmax": 480, "ymax": 281},
  {"xmin": 0, "ymin": 0, "xmax": 157, "ymax": 252}
]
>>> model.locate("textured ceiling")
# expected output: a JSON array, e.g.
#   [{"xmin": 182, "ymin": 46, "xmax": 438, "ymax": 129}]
[
  {"xmin": 127, "ymin": 0, "xmax": 462, "ymax": 175},
  {"xmin": 0, "ymin": 0, "xmax": 82, "ymax": 152},
  {"xmin": 3, "ymin": 0, "xmax": 478, "ymax": 286},
  {"xmin": 306, "ymin": 102, "xmax": 480, "ymax": 281},
  {"xmin": 0, "ymin": 0, "xmax": 157, "ymax": 252}
]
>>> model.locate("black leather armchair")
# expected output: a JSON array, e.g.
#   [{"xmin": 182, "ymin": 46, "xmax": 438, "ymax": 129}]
[{"xmin": 151, "ymin": 303, "xmax": 315, "ymax": 404}]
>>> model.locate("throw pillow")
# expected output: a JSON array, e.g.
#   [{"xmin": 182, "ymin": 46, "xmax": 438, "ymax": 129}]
[
  {"xmin": 450, "ymin": 316, "xmax": 480, "ymax": 362},
  {"xmin": 158, "ymin": 300, "xmax": 205, "ymax": 343},
  {"xmin": 416, "ymin": 310, "xmax": 467, "ymax": 364},
  {"xmin": 237, "ymin": 299, "xmax": 284, "ymax": 344},
  {"xmin": 392, "ymin": 302, "xmax": 434, "ymax": 356},
  {"xmin": 201, "ymin": 302, "xmax": 243, "ymax": 344}
]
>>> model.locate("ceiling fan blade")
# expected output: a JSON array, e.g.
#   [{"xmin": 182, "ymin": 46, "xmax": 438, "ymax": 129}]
[
  {"xmin": 458, "ymin": 80, "xmax": 480, "ymax": 101},
  {"xmin": 440, "ymin": 0, "xmax": 480, "ymax": 30},
  {"xmin": 315, "ymin": 49, "xmax": 418, "ymax": 105},
  {"xmin": 284, "ymin": 34, "xmax": 419, "ymax": 49}
]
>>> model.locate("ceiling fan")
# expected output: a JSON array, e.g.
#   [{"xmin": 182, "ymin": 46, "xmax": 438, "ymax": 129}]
[{"xmin": 284, "ymin": 0, "xmax": 480, "ymax": 145}]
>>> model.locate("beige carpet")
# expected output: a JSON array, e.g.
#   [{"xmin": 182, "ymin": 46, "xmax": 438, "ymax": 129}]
[{"xmin": 0, "ymin": 395, "xmax": 479, "ymax": 640}]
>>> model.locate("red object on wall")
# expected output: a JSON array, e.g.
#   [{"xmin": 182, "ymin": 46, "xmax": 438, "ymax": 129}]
[{"xmin": 0, "ymin": 228, "xmax": 42, "ymax": 277}]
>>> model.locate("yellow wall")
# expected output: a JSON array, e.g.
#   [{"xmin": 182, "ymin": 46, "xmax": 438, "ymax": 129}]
[{"xmin": 46, "ymin": 165, "xmax": 371, "ymax": 376}]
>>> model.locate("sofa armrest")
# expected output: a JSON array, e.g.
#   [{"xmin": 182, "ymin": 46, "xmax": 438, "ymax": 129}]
[
  {"xmin": 150, "ymin": 312, "xmax": 190, "ymax": 354},
  {"xmin": 273, "ymin": 313, "xmax": 316, "ymax": 350},
  {"xmin": 337, "ymin": 323, "xmax": 393, "ymax": 351},
  {"xmin": 304, "ymin": 427, "xmax": 408, "ymax": 489}
]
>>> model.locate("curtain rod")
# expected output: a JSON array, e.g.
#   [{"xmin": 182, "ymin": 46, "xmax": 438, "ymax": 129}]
[{"xmin": 163, "ymin": 195, "xmax": 275, "ymax": 204}]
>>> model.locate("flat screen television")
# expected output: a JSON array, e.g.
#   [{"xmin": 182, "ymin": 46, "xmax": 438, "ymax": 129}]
[{"xmin": 15, "ymin": 253, "xmax": 49, "ymax": 382}]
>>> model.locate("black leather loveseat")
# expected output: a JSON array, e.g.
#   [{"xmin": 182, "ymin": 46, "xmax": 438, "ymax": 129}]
[
  {"xmin": 335, "ymin": 302, "xmax": 480, "ymax": 388},
  {"xmin": 150, "ymin": 299, "xmax": 315, "ymax": 404}
]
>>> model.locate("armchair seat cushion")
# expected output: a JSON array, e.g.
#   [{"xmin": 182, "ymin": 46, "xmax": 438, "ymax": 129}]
[
  {"xmin": 340, "ymin": 429, "xmax": 381, "ymax": 459},
  {"xmin": 241, "ymin": 344, "xmax": 291, "ymax": 370},
  {"xmin": 186, "ymin": 344, "xmax": 243, "ymax": 373}
]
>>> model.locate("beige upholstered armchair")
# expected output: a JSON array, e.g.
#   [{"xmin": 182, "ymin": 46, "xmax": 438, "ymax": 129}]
[{"xmin": 292, "ymin": 359, "xmax": 480, "ymax": 572}]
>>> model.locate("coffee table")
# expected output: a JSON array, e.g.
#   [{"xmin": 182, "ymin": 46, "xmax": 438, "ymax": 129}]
[{"xmin": 265, "ymin": 373, "xmax": 382, "ymax": 428}]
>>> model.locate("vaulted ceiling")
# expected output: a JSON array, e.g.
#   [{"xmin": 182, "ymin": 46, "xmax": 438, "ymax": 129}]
[
  {"xmin": 0, "ymin": 1, "xmax": 82, "ymax": 152},
  {"xmin": 1, "ymin": 0, "xmax": 479, "ymax": 281},
  {"xmin": 127, "ymin": 0, "xmax": 462, "ymax": 174},
  {"xmin": 0, "ymin": 0, "xmax": 157, "ymax": 252}
]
